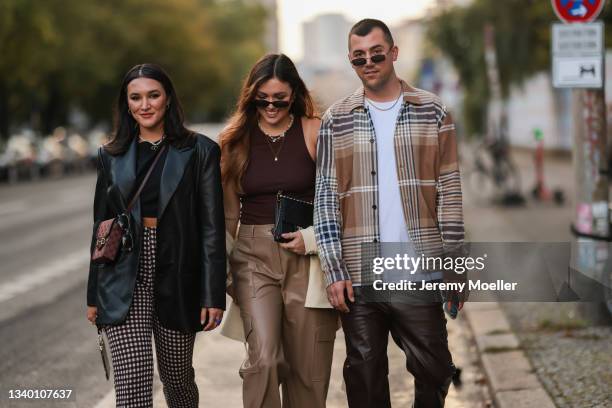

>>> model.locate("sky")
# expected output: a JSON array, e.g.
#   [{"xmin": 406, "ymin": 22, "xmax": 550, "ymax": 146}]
[{"xmin": 278, "ymin": 0, "xmax": 436, "ymax": 60}]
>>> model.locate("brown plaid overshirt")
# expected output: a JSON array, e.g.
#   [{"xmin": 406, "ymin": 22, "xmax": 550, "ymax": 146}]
[{"xmin": 314, "ymin": 81, "xmax": 464, "ymax": 286}]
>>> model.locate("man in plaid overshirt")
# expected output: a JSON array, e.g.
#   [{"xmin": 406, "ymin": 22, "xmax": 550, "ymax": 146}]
[{"xmin": 314, "ymin": 19, "xmax": 465, "ymax": 408}]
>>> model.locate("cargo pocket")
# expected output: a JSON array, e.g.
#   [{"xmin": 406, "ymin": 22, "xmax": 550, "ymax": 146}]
[
  {"xmin": 312, "ymin": 324, "xmax": 337, "ymax": 381},
  {"xmin": 230, "ymin": 239, "xmax": 258, "ymax": 300},
  {"xmin": 239, "ymin": 315, "xmax": 260, "ymax": 377}
]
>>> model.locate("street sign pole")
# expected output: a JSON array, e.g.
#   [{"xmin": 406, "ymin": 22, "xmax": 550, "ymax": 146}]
[
  {"xmin": 571, "ymin": 87, "xmax": 611, "ymax": 317},
  {"xmin": 551, "ymin": 1, "xmax": 611, "ymax": 315},
  {"xmin": 551, "ymin": 21, "xmax": 609, "ymax": 238},
  {"xmin": 571, "ymin": 88, "xmax": 609, "ymax": 239}
]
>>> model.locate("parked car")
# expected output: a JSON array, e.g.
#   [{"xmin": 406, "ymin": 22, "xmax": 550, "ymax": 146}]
[
  {"xmin": 37, "ymin": 129, "xmax": 66, "ymax": 178},
  {"xmin": 86, "ymin": 129, "xmax": 109, "ymax": 167},
  {"xmin": 0, "ymin": 127, "xmax": 108, "ymax": 184},
  {"xmin": 65, "ymin": 132, "xmax": 90, "ymax": 174},
  {"xmin": 2, "ymin": 131, "xmax": 40, "ymax": 183}
]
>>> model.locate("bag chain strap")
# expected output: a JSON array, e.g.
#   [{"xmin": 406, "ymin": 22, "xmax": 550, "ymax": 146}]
[{"xmin": 277, "ymin": 190, "xmax": 313, "ymax": 205}]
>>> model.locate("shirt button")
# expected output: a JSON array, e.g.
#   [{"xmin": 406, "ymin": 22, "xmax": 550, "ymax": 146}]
[
  {"xmin": 371, "ymin": 170, "xmax": 376, "ymax": 175},
  {"xmin": 373, "ymin": 238, "xmax": 378, "ymax": 243},
  {"xmin": 369, "ymin": 138, "xmax": 374, "ymax": 143},
  {"xmin": 372, "ymin": 205, "xmax": 377, "ymax": 210}
]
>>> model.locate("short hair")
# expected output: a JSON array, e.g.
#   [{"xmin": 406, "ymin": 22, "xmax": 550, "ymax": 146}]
[{"xmin": 348, "ymin": 19, "xmax": 394, "ymax": 50}]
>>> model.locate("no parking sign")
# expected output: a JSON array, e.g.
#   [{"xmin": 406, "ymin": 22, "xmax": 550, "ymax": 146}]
[{"xmin": 551, "ymin": 0, "xmax": 605, "ymax": 23}]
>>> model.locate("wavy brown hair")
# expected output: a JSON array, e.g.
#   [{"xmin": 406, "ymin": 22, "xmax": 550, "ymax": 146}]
[{"xmin": 220, "ymin": 54, "xmax": 317, "ymax": 194}]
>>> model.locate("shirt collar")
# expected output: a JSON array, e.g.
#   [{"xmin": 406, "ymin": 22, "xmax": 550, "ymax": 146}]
[{"xmin": 347, "ymin": 79, "xmax": 425, "ymax": 112}]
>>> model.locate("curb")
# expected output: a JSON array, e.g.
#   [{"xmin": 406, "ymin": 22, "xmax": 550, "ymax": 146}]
[{"xmin": 463, "ymin": 302, "xmax": 556, "ymax": 408}]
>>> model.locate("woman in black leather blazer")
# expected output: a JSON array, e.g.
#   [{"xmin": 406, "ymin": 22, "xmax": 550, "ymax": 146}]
[{"xmin": 86, "ymin": 63, "xmax": 226, "ymax": 407}]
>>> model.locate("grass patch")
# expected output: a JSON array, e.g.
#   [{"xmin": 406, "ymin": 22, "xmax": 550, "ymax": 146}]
[
  {"xmin": 561, "ymin": 332, "xmax": 603, "ymax": 340},
  {"xmin": 536, "ymin": 318, "xmax": 588, "ymax": 332},
  {"xmin": 483, "ymin": 346, "xmax": 521, "ymax": 353},
  {"xmin": 486, "ymin": 329, "xmax": 510, "ymax": 335}
]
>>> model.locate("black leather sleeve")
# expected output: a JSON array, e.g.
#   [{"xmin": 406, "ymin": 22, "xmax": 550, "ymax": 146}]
[
  {"xmin": 87, "ymin": 148, "xmax": 111, "ymax": 306},
  {"xmin": 198, "ymin": 141, "xmax": 227, "ymax": 309}
]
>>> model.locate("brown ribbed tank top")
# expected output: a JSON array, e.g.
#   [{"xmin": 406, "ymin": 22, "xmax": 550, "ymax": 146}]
[{"xmin": 240, "ymin": 117, "xmax": 315, "ymax": 225}]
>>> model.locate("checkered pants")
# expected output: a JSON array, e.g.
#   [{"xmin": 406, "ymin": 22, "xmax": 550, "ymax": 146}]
[{"xmin": 105, "ymin": 227, "xmax": 198, "ymax": 408}]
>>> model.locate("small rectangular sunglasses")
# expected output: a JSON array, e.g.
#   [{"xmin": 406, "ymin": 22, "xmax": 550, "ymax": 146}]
[
  {"xmin": 351, "ymin": 53, "xmax": 387, "ymax": 67},
  {"xmin": 253, "ymin": 99, "xmax": 291, "ymax": 109}
]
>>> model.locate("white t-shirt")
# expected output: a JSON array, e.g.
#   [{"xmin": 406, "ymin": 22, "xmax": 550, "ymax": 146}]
[
  {"xmin": 365, "ymin": 97, "xmax": 408, "ymax": 243},
  {"xmin": 366, "ymin": 97, "xmax": 428, "ymax": 282}
]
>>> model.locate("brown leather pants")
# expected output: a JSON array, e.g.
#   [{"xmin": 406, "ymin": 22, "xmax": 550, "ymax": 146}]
[
  {"xmin": 341, "ymin": 287, "xmax": 455, "ymax": 408},
  {"xmin": 231, "ymin": 225, "xmax": 338, "ymax": 408}
]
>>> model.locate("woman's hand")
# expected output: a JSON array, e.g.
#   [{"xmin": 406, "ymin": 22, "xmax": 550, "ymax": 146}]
[
  {"xmin": 87, "ymin": 306, "xmax": 97, "ymax": 325},
  {"xmin": 279, "ymin": 231, "xmax": 306, "ymax": 255},
  {"xmin": 201, "ymin": 308, "xmax": 224, "ymax": 331}
]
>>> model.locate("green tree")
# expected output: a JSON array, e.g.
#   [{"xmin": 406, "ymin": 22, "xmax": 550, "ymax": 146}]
[
  {"xmin": 0, "ymin": 0, "xmax": 266, "ymax": 139},
  {"xmin": 428, "ymin": 0, "xmax": 612, "ymax": 136}
]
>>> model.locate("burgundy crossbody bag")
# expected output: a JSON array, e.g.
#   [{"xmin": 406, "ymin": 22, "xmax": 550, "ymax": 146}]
[{"xmin": 91, "ymin": 144, "xmax": 167, "ymax": 264}]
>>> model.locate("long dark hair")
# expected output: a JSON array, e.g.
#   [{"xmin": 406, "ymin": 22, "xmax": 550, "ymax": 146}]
[
  {"xmin": 105, "ymin": 63, "xmax": 193, "ymax": 155},
  {"xmin": 219, "ymin": 53, "xmax": 317, "ymax": 194}
]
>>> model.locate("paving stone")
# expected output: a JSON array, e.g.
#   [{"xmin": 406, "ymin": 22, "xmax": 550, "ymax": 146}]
[
  {"xmin": 475, "ymin": 333, "xmax": 520, "ymax": 353},
  {"xmin": 496, "ymin": 388, "xmax": 556, "ymax": 408},
  {"xmin": 467, "ymin": 308, "xmax": 512, "ymax": 336},
  {"xmin": 481, "ymin": 351, "xmax": 540, "ymax": 392},
  {"xmin": 503, "ymin": 304, "xmax": 612, "ymax": 407},
  {"xmin": 464, "ymin": 302, "xmax": 500, "ymax": 312}
]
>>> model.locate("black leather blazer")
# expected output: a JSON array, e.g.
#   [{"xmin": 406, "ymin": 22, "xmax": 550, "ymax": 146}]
[{"xmin": 87, "ymin": 134, "xmax": 226, "ymax": 333}]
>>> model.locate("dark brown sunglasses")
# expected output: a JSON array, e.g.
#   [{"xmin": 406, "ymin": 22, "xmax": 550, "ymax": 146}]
[
  {"xmin": 253, "ymin": 99, "xmax": 291, "ymax": 109},
  {"xmin": 350, "ymin": 49, "xmax": 392, "ymax": 67}
]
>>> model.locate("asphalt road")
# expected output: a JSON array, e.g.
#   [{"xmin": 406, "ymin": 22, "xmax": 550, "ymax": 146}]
[{"xmin": 0, "ymin": 174, "xmax": 114, "ymax": 408}]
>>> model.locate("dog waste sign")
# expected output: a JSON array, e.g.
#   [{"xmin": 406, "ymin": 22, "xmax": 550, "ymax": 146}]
[{"xmin": 552, "ymin": 22, "xmax": 604, "ymax": 88}]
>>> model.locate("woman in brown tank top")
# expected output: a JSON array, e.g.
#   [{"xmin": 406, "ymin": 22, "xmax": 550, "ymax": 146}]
[{"xmin": 219, "ymin": 54, "xmax": 338, "ymax": 408}]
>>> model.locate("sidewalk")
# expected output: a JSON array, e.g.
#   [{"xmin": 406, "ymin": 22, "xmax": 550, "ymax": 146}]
[
  {"xmin": 462, "ymin": 148, "xmax": 611, "ymax": 408},
  {"xmin": 94, "ymin": 300, "xmax": 490, "ymax": 407},
  {"xmin": 148, "ymin": 307, "xmax": 490, "ymax": 407}
]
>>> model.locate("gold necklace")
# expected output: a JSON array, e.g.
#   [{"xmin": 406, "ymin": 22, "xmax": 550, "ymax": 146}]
[
  {"xmin": 259, "ymin": 115, "xmax": 294, "ymax": 162},
  {"xmin": 258, "ymin": 114, "xmax": 294, "ymax": 141}
]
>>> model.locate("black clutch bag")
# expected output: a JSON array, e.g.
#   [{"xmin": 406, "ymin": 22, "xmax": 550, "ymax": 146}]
[{"xmin": 273, "ymin": 191, "xmax": 313, "ymax": 243}]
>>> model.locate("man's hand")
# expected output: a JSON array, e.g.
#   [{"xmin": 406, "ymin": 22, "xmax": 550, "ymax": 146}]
[
  {"xmin": 326, "ymin": 280, "xmax": 354, "ymax": 313},
  {"xmin": 442, "ymin": 267, "xmax": 468, "ymax": 318}
]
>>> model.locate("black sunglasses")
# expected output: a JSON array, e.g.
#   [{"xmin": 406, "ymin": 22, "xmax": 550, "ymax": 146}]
[
  {"xmin": 117, "ymin": 214, "xmax": 133, "ymax": 252},
  {"xmin": 350, "ymin": 50, "xmax": 391, "ymax": 67},
  {"xmin": 253, "ymin": 99, "xmax": 291, "ymax": 109}
]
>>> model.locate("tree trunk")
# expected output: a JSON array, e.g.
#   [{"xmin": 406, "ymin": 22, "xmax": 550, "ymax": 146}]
[
  {"xmin": 0, "ymin": 80, "xmax": 9, "ymax": 140},
  {"xmin": 41, "ymin": 84, "xmax": 67, "ymax": 135}
]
